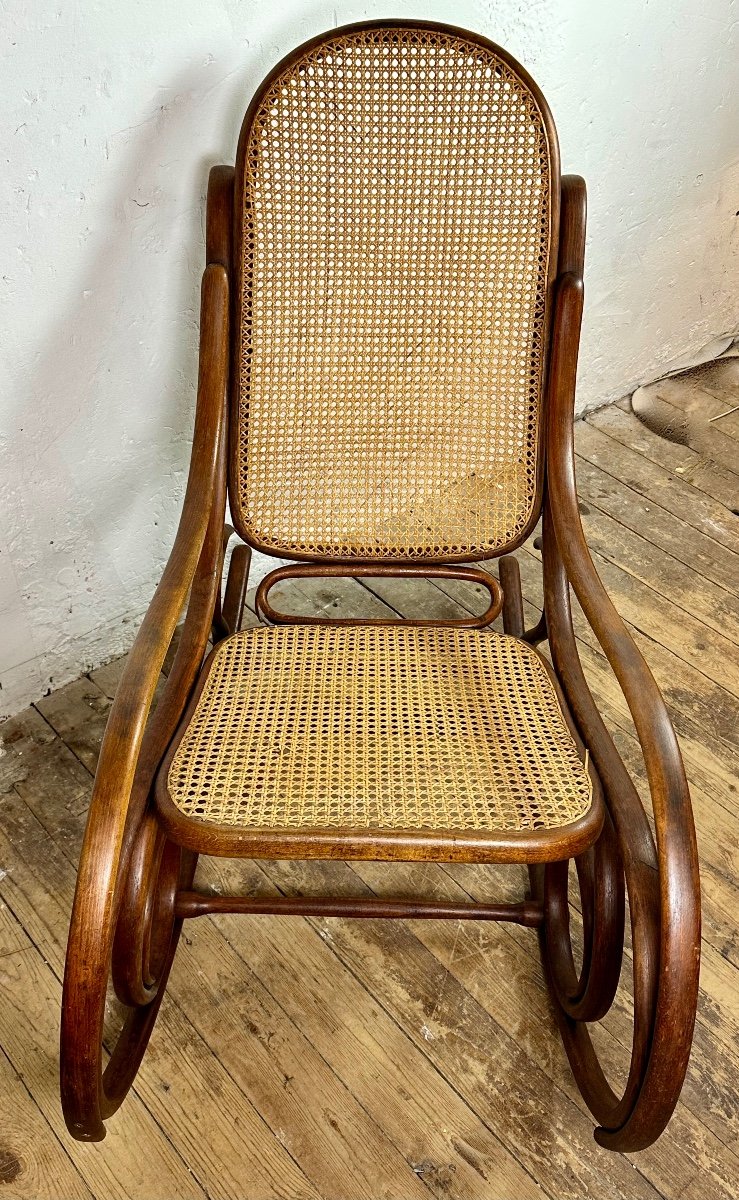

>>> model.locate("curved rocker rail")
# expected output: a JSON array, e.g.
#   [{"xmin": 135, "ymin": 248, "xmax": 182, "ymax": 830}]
[
  {"xmin": 534, "ymin": 175, "xmax": 701, "ymax": 1152},
  {"xmin": 60, "ymin": 255, "xmax": 230, "ymax": 1142}
]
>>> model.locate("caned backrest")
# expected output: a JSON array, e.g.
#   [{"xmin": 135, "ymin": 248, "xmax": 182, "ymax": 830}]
[{"xmin": 231, "ymin": 21, "xmax": 559, "ymax": 562}]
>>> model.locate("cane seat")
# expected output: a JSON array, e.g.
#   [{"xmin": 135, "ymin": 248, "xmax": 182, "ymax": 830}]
[{"xmin": 158, "ymin": 625, "xmax": 598, "ymax": 857}]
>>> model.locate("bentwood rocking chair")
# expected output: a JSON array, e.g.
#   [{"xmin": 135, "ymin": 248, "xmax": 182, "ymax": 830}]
[{"xmin": 61, "ymin": 20, "xmax": 701, "ymax": 1152}]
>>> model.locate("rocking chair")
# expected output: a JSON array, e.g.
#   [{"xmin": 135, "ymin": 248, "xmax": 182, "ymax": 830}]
[{"xmin": 61, "ymin": 20, "xmax": 700, "ymax": 1152}]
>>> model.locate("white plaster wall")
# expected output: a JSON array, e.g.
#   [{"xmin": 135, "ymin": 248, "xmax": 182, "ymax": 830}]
[{"xmin": 1, "ymin": 0, "xmax": 737, "ymax": 717}]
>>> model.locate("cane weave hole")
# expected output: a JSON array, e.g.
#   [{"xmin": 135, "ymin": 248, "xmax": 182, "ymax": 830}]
[
  {"xmin": 166, "ymin": 626, "xmax": 592, "ymax": 834},
  {"xmin": 234, "ymin": 25, "xmax": 554, "ymax": 560}
]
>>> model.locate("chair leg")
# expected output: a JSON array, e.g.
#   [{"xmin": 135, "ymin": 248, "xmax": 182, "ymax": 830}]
[{"xmin": 60, "ymin": 811, "xmax": 196, "ymax": 1141}]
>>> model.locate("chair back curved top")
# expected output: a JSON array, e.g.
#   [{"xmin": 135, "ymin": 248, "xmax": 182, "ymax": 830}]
[{"xmin": 231, "ymin": 20, "xmax": 560, "ymax": 562}]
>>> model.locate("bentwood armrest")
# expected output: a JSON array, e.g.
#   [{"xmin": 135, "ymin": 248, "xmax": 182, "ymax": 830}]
[
  {"xmin": 94, "ymin": 263, "xmax": 228, "ymax": 819},
  {"xmin": 61, "ymin": 262, "xmax": 227, "ymax": 1141},
  {"xmin": 548, "ymin": 174, "xmax": 695, "ymax": 834},
  {"xmin": 548, "ymin": 269, "xmax": 693, "ymax": 822}
]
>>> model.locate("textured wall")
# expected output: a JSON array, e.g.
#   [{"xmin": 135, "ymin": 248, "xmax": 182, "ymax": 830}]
[{"xmin": 1, "ymin": 0, "xmax": 737, "ymax": 716}]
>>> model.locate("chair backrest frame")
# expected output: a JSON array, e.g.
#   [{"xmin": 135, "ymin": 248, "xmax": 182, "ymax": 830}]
[{"xmin": 229, "ymin": 19, "xmax": 562, "ymax": 566}]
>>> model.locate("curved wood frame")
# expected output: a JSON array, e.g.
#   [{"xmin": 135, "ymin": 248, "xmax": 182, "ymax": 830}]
[
  {"xmin": 532, "ymin": 175, "xmax": 701, "ymax": 1152},
  {"xmin": 254, "ymin": 562, "xmax": 504, "ymax": 627},
  {"xmin": 60, "ymin": 168, "xmax": 232, "ymax": 1141},
  {"xmin": 61, "ymin": 34, "xmax": 700, "ymax": 1155}
]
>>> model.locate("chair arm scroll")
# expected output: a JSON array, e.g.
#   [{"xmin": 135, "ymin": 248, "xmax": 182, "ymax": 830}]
[
  {"xmin": 64, "ymin": 260, "xmax": 228, "ymax": 1018},
  {"xmin": 96, "ymin": 262, "xmax": 228, "ymax": 822},
  {"xmin": 542, "ymin": 206, "xmax": 700, "ymax": 1148},
  {"xmin": 547, "ymin": 272, "xmax": 695, "ymax": 837}
]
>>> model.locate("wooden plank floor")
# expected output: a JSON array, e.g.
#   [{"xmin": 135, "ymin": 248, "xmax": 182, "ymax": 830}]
[{"xmin": 1, "ymin": 392, "xmax": 737, "ymax": 1200}]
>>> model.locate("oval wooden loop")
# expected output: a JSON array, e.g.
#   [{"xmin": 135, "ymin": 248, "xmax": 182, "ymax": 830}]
[
  {"xmin": 61, "ymin": 829, "xmax": 196, "ymax": 1142},
  {"xmin": 98, "ymin": 847, "xmax": 196, "ymax": 1130},
  {"xmin": 541, "ymin": 808, "xmax": 624, "ymax": 1024},
  {"xmin": 254, "ymin": 563, "xmax": 504, "ymax": 627},
  {"xmin": 112, "ymin": 814, "xmax": 181, "ymax": 1008}
]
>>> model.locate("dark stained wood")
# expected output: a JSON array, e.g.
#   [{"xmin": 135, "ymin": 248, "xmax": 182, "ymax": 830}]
[
  {"xmin": 218, "ymin": 542, "xmax": 252, "ymax": 640},
  {"xmin": 205, "ymin": 164, "xmax": 234, "ymax": 270},
  {"xmin": 174, "ymin": 890, "xmax": 544, "ymax": 925},
  {"xmin": 499, "ymin": 555, "xmax": 525, "ymax": 636},
  {"xmin": 5, "ymin": 388, "xmax": 732, "ymax": 1197},
  {"xmin": 155, "ymin": 779, "xmax": 605, "ymax": 866}
]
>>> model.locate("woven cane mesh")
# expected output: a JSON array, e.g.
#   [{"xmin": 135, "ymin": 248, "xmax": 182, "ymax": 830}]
[
  {"xmin": 235, "ymin": 25, "xmax": 554, "ymax": 560},
  {"xmin": 166, "ymin": 627, "xmax": 592, "ymax": 832}
]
